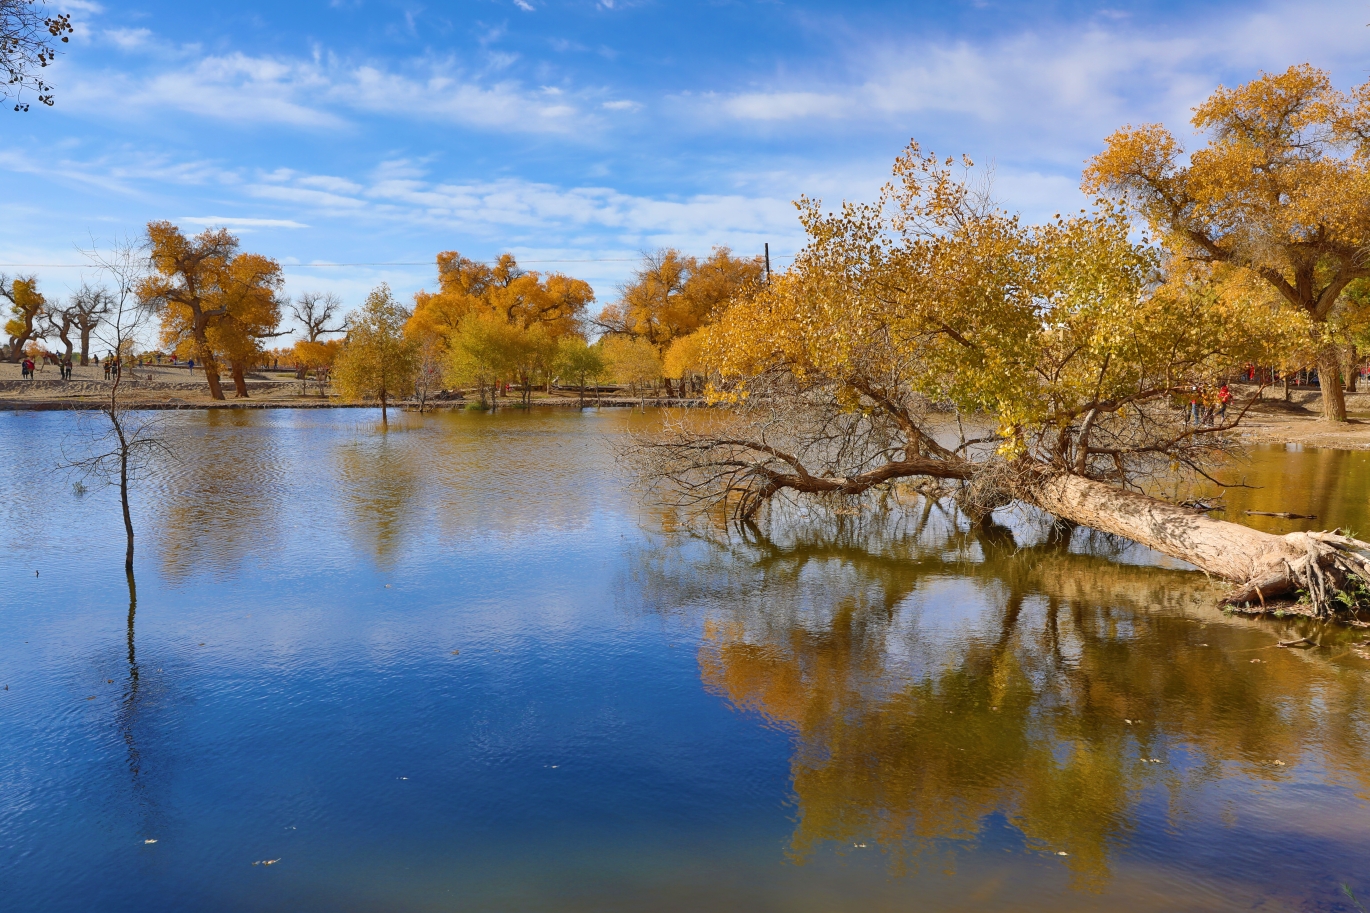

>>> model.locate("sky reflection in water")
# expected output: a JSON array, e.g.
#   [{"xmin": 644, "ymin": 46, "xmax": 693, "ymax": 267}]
[{"xmin": 1, "ymin": 408, "xmax": 1368, "ymax": 912}]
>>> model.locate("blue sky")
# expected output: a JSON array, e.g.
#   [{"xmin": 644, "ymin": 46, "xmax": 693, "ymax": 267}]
[{"xmin": 3, "ymin": 0, "xmax": 1369, "ymax": 335}]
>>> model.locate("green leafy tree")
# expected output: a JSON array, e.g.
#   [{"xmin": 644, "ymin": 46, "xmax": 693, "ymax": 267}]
[
  {"xmin": 600, "ymin": 334, "xmax": 663, "ymax": 403},
  {"xmin": 554, "ymin": 336, "xmax": 608, "ymax": 406},
  {"xmin": 334, "ymin": 285, "xmax": 418, "ymax": 426},
  {"xmin": 446, "ymin": 312, "xmax": 522, "ymax": 409}
]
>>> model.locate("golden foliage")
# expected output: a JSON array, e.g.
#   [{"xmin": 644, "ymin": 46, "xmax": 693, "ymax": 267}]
[
  {"xmin": 334, "ymin": 285, "xmax": 418, "ymax": 418},
  {"xmin": 705, "ymin": 142, "xmax": 1307, "ymax": 457},
  {"xmin": 292, "ymin": 338, "xmax": 343, "ymax": 372},
  {"xmin": 1084, "ymin": 63, "xmax": 1370, "ymax": 418},
  {"xmin": 599, "ymin": 334, "xmax": 663, "ymax": 388},
  {"xmin": 408, "ymin": 251, "xmax": 593, "ymax": 346},
  {"xmin": 662, "ymin": 328, "xmax": 707, "ymax": 380},
  {"xmin": 597, "ymin": 248, "xmax": 763, "ymax": 349},
  {"xmin": 139, "ymin": 222, "xmax": 283, "ymax": 398},
  {"xmin": 3, "ymin": 275, "xmax": 46, "ymax": 356}
]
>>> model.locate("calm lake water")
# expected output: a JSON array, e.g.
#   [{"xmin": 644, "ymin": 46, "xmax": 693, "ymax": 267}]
[{"xmin": 2, "ymin": 408, "xmax": 1369, "ymax": 912}]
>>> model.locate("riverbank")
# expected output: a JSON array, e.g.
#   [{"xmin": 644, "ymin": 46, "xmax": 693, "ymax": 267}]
[
  {"xmin": 0, "ymin": 363, "xmax": 702, "ymax": 411},
  {"xmin": 4, "ymin": 367, "xmax": 1369, "ymax": 448},
  {"xmin": 1236, "ymin": 385, "xmax": 1370, "ymax": 450}
]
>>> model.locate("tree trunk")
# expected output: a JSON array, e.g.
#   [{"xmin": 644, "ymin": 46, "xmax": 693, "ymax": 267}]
[
  {"xmin": 79, "ymin": 329, "xmax": 90, "ymax": 366},
  {"xmin": 1015, "ymin": 468, "xmax": 1369, "ymax": 611},
  {"xmin": 190, "ymin": 321, "xmax": 226, "ymax": 400},
  {"xmin": 1346, "ymin": 344, "xmax": 1359, "ymax": 393},
  {"xmin": 202, "ymin": 359, "xmax": 225, "ymax": 399},
  {"xmin": 1019, "ymin": 470, "xmax": 1295, "ymax": 581},
  {"xmin": 231, "ymin": 361, "xmax": 249, "ymax": 398},
  {"xmin": 1317, "ymin": 345, "xmax": 1347, "ymax": 422},
  {"xmin": 120, "ymin": 444, "xmax": 134, "ymax": 571}
]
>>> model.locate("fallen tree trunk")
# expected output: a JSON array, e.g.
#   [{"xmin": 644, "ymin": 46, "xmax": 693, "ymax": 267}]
[
  {"xmin": 637, "ymin": 419, "xmax": 1370, "ymax": 620},
  {"xmin": 1017, "ymin": 469, "xmax": 1370, "ymax": 616}
]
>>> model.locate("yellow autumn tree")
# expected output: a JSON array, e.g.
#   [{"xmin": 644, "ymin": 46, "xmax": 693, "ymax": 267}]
[
  {"xmin": 139, "ymin": 222, "xmax": 283, "ymax": 400},
  {"xmin": 2, "ymin": 274, "xmax": 46, "ymax": 362},
  {"xmin": 596, "ymin": 247, "xmax": 763, "ymax": 349},
  {"xmin": 633, "ymin": 142, "xmax": 1370, "ymax": 618},
  {"xmin": 1084, "ymin": 63, "xmax": 1370, "ymax": 422},
  {"xmin": 662, "ymin": 328, "xmax": 708, "ymax": 396},
  {"xmin": 334, "ymin": 285, "xmax": 418, "ymax": 425},
  {"xmin": 292, "ymin": 338, "xmax": 343, "ymax": 396},
  {"xmin": 408, "ymin": 252, "xmax": 594, "ymax": 347},
  {"xmin": 600, "ymin": 334, "xmax": 662, "ymax": 400}
]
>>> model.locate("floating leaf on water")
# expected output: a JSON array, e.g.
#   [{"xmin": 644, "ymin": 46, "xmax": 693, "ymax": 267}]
[
  {"xmin": 144, "ymin": 839, "xmax": 157, "ymax": 845},
  {"xmin": 252, "ymin": 859, "xmax": 281, "ymax": 866},
  {"xmin": 450, "ymin": 650, "xmax": 460, "ymax": 655},
  {"xmin": 1057, "ymin": 851, "xmax": 1069, "ymax": 856}
]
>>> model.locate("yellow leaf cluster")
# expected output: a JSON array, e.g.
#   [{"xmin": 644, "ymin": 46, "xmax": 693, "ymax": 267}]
[
  {"xmin": 408, "ymin": 251, "xmax": 593, "ymax": 346},
  {"xmin": 705, "ymin": 142, "xmax": 1308, "ymax": 451}
]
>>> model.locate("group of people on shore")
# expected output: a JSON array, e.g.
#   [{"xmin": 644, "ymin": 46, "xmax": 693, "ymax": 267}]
[
  {"xmin": 1187, "ymin": 383, "xmax": 1232, "ymax": 426},
  {"xmin": 19, "ymin": 356, "xmax": 75, "ymax": 380}
]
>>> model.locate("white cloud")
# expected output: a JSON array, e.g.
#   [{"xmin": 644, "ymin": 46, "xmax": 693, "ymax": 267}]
[
  {"xmin": 702, "ymin": 0, "xmax": 1370, "ymax": 163},
  {"xmin": 514, "ymin": 0, "xmax": 535, "ymax": 10},
  {"xmin": 180, "ymin": 217, "xmax": 310, "ymax": 229},
  {"xmin": 102, "ymin": 28, "xmax": 152, "ymax": 51},
  {"xmin": 60, "ymin": 49, "xmax": 596, "ymax": 133},
  {"xmin": 227, "ymin": 162, "xmax": 802, "ymax": 255},
  {"xmin": 601, "ymin": 99, "xmax": 641, "ymax": 112},
  {"xmin": 0, "ymin": 146, "xmax": 239, "ymax": 198}
]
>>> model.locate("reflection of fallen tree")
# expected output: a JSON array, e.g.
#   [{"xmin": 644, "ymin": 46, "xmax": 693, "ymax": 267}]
[
  {"xmin": 636, "ymin": 523, "xmax": 1370, "ymax": 888},
  {"xmin": 630, "ymin": 147, "xmax": 1370, "ymax": 620}
]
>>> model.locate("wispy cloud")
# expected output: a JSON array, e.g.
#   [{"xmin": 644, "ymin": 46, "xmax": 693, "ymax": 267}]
[
  {"xmin": 60, "ymin": 48, "xmax": 598, "ymax": 133},
  {"xmin": 234, "ymin": 162, "xmax": 800, "ymax": 253},
  {"xmin": 180, "ymin": 216, "xmax": 310, "ymax": 229},
  {"xmin": 701, "ymin": 0, "xmax": 1370, "ymax": 161}
]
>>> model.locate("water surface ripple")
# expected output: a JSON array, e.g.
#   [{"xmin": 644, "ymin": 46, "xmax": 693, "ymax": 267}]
[{"xmin": 1, "ymin": 408, "xmax": 1368, "ymax": 912}]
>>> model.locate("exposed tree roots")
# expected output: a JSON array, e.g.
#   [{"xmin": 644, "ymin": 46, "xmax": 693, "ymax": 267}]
[{"xmin": 1222, "ymin": 531, "xmax": 1370, "ymax": 620}]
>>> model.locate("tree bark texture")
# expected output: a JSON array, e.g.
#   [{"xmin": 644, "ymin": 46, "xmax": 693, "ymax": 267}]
[
  {"xmin": 1010, "ymin": 468, "xmax": 1370, "ymax": 613},
  {"xmin": 1317, "ymin": 344, "xmax": 1348, "ymax": 422},
  {"xmin": 1018, "ymin": 471, "xmax": 1302, "ymax": 584},
  {"xmin": 231, "ymin": 361, "xmax": 249, "ymax": 398}
]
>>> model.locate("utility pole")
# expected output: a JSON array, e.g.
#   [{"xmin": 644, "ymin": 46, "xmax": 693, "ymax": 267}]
[{"xmin": 764, "ymin": 243, "xmax": 771, "ymax": 282}]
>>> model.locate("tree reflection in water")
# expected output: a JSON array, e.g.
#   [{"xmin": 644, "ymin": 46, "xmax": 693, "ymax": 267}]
[
  {"xmin": 116, "ymin": 568, "xmax": 162, "ymax": 839},
  {"xmin": 337, "ymin": 431, "xmax": 421, "ymax": 563},
  {"xmin": 634, "ymin": 500, "xmax": 1370, "ymax": 889}
]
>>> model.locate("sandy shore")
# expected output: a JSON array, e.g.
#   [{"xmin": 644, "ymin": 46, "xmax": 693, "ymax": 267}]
[
  {"xmin": 0, "ymin": 362, "xmax": 693, "ymax": 411},
  {"xmin": 1234, "ymin": 386, "xmax": 1370, "ymax": 450},
  {"xmin": 4, "ymin": 365, "xmax": 1368, "ymax": 447}
]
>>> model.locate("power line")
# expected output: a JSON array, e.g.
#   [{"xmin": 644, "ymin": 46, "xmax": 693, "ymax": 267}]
[{"xmin": 0, "ymin": 254, "xmax": 796, "ymax": 269}]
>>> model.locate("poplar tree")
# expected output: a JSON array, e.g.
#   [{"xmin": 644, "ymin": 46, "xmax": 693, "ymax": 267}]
[
  {"xmin": 335, "ymin": 285, "xmax": 418, "ymax": 425},
  {"xmin": 1085, "ymin": 64, "xmax": 1370, "ymax": 422}
]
